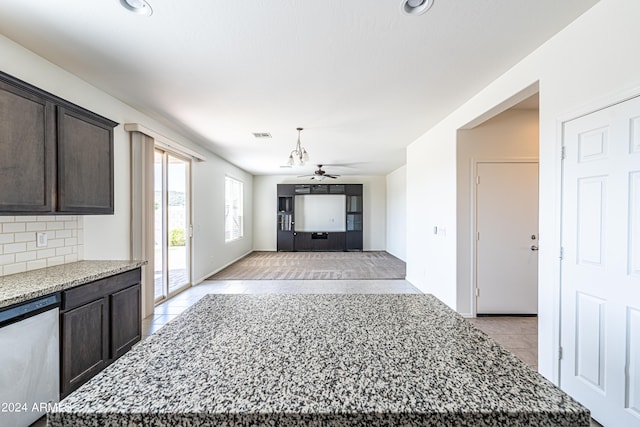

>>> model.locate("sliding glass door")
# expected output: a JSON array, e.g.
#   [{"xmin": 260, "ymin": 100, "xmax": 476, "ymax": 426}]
[{"xmin": 154, "ymin": 149, "xmax": 191, "ymax": 303}]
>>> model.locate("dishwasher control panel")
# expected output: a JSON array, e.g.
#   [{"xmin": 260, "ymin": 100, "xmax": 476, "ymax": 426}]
[{"xmin": 0, "ymin": 293, "xmax": 61, "ymax": 325}]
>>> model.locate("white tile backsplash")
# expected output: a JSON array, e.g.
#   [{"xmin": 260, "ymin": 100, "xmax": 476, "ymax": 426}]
[
  {"xmin": 26, "ymin": 222, "xmax": 47, "ymax": 232},
  {"xmin": 4, "ymin": 262, "xmax": 26, "ymax": 275},
  {"xmin": 2, "ymin": 222, "xmax": 25, "ymax": 233},
  {"xmin": 4, "ymin": 242, "xmax": 26, "ymax": 254},
  {"xmin": 0, "ymin": 216, "xmax": 83, "ymax": 276},
  {"xmin": 14, "ymin": 232, "xmax": 36, "ymax": 243}
]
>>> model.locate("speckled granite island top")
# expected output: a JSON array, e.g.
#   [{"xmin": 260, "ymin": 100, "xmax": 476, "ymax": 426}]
[
  {"xmin": 0, "ymin": 260, "xmax": 146, "ymax": 309},
  {"xmin": 49, "ymin": 294, "xmax": 589, "ymax": 427}
]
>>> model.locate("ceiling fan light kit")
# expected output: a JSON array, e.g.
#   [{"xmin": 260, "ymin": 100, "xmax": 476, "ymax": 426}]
[
  {"xmin": 287, "ymin": 127, "xmax": 309, "ymax": 166},
  {"xmin": 299, "ymin": 165, "xmax": 341, "ymax": 181}
]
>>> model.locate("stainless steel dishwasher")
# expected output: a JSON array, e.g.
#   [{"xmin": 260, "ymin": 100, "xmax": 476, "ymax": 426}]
[{"xmin": 0, "ymin": 294, "xmax": 60, "ymax": 427}]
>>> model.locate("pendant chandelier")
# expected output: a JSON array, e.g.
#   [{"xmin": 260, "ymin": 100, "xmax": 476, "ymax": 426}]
[{"xmin": 287, "ymin": 127, "xmax": 309, "ymax": 166}]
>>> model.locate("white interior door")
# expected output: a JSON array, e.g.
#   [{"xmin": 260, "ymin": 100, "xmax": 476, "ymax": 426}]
[
  {"xmin": 475, "ymin": 161, "xmax": 539, "ymax": 314},
  {"xmin": 560, "ymin": 95, "xmax": 640, "ymax": 426}
]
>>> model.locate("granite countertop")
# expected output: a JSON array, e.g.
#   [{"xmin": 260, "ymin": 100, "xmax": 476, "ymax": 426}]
[
  {"xmin": 0, "ymin": 260, "xmax": 147, "ymax": 309},
  {"xmin": 49, "ymin": 294, "xmax": 589, "ymax": 427}
]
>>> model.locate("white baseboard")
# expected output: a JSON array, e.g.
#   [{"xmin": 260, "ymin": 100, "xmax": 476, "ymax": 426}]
[{"xmin": 193, "ymin": 250, "xmax": 254, "ymax": 285}]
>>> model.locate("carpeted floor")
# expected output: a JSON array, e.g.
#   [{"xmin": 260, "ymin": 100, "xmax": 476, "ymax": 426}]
[{"xmin": 207, "ymin": 251, "xmax": 406, "ymax": 280}]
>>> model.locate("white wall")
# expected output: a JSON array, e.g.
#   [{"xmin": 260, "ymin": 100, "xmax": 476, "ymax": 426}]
[
  {"xmin": 0, "ymin": 34, "xmax": 253, "ymax": 288},
  {"xmin": 253, "ymin": 175, "xmax": 386, "ymax": 251},
  {"xmin": 406, "ymin": 0, "xmax": 640, "ymax": 383},
  {"xmin": 386, "ymin": 166, "xmax": 407, "ymax": 261},
  {"xmin": 456, "ymin": 109, "xmax": 539, "ymax": 316},
  {"xmin": 192, "ymin": 158, "xmax": 253, "ymax": 283}
]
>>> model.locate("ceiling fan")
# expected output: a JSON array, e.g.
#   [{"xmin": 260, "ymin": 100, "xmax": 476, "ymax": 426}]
[{"xmin": 298, "ymin": 165, "xmax": 340, "ymax": 181}]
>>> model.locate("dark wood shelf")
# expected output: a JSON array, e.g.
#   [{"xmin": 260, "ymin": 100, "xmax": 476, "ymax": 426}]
[{"xmin": 277, "ymin": 184, "xmax": 362, "ymax": 251}]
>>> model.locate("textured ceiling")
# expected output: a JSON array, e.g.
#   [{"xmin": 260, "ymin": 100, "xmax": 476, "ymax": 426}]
[{"xmin": 0, "ymin": 0, "xmax": 597, "ymax": 176}]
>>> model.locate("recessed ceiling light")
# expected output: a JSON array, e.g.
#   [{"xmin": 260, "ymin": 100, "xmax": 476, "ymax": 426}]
[
  {"xmin": 120, "ymin": 0, "xmax": 153, "ymax": 16},
  {"xmin": 401, "ymin": 0, "xmax": 434, "ymax": 16}
]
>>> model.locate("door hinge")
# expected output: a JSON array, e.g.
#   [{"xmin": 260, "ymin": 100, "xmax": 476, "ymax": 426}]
[
  {"xmin": 477, "ymin": 231, "xmax": 480, "ymax": 241},
  {"xmin": 188, "ymin": 224, "xmax": 193, "ymax": 238},
  {"xmin": 476, "ymin": 176, "xmax": 480, "ymax": 185},
  {"xmin": 561, "ymin": 146, "xmax": 566, "ymax": 160},
  {"xmin": 559, "ymin": 346, "xmax": 563, "ymax": 360},
  {"xmin": 475, "ymin": 288, "xmax": 480, "ymax": 297},
  {"xmin": 559, "ymin": 246, "xmax": 564, "ymax": 260}
]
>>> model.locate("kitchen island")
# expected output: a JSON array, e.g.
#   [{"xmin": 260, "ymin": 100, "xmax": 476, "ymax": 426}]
[{"xmin": 48, "ymin": 294, "xmax": 589, "ymax": 426}]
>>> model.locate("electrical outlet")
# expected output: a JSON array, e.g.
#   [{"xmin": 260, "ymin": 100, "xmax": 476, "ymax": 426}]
[{"xmin": 36, "ymin": 232, "xmax": 48, "ymax": 247}]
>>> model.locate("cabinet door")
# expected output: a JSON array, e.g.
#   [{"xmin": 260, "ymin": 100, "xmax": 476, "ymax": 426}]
[
  {"xmin": 110, "ymin": 283, "xmax": 141, "ymax": 360},
  {"xmin": 345, "ymin": 185, "xmax": 363, "ymax": 251},
  {"xmin": 57, "ymin": 106, "xmax": 114, "ymax": 214},
  {"xmin": 61, "ymin": 298, "xmax": 108, "ymax": 397},
  {"xmin": 277, "ymin": 230, "xmax": 295, "ymax": 251},
  {"xmin": 0, "ymin": 80, "xmax": 54, "ymax": 212},
  {"xmin": 346, "ymin": 230, "xmax": 363, "ymax": 251},
  {"xmin": 276, "ymin": 185, "xmax": 295, "ymax": 251}
]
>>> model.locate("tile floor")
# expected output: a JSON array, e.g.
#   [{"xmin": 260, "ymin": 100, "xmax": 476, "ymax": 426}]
[{"xmin": 467, "ymin": 316, "xmax": 538, "ymax": 370}]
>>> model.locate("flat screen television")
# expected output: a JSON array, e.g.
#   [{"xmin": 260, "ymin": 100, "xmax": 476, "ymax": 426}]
[{"xmin": 294, "ymin": 194, "xmax": 346, "ymax": 232}]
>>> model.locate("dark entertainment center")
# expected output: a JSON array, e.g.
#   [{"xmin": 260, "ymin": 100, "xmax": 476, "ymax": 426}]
[{"xmin": 277, "ymin": 184, "xmax": 363, "ymax": 251}]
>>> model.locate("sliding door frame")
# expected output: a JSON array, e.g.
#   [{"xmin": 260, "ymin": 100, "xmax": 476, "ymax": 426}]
[{"xmin": 154, "ymin": 147, "xmax": 193, "ymax": 304}]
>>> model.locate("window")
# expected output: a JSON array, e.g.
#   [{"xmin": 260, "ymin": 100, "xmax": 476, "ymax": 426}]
[{"xmin": 225, "ymin": 176, "xmax": 243, "ymax": 241}]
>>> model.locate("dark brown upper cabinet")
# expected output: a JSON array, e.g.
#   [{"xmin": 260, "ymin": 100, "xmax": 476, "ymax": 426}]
[
  {"xmin": 0, "ymin": 71, "xmax": 117, "ymax": 215},
  {"xmin": 0, "ymin": 79, "xmax": 55, "ymax": 212},
  {"xmin": 57, "ymin": 107, "xmax": 114, "ymax": 214}
]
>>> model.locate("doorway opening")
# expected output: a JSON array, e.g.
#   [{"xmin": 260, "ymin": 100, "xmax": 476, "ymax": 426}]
[
  {"xmin": 456, "ymin": 89, "xmax": 540, "ymax": 318},
  {"xmin": 154, "ymin": 148, "xmax": 192, "ymax": 303},
  {"xmin": 457, "ymin": 89, "xmax": 539, "ymax": 369}
]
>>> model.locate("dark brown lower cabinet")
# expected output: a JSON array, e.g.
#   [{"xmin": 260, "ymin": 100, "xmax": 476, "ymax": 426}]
[
  {"xmin": 60, "ymin": 268, "xmax": 141, "ymax": 398},
  {"xmin": 61, "ymin": 299, "xmax": 108, "ymax": 396},
  {"xmin": 110, "ymin": 284, "xmax": 141, "ymax": 359},
  {"xmin": 294, "ymin": 232, "xmax": 346, "ymax": 251}
]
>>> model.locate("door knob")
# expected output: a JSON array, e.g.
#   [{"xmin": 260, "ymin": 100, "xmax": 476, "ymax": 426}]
[{"xmin": 530, "ymin": 245, "xmax": 539, "ymax": 251}]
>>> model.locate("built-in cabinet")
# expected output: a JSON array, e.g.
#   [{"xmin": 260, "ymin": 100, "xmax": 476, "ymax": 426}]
[
  {"xmin": 276, "ymin": 184, "xmax": 363, "ymax": 251},
  {"xmin": 277, "ymin": 185, "xmax": 295, "ymax": 251},
  {"xmin": 345, "ymin": 185, "xmax": 363, "ymax": 251},
  {"xmin": 60, "ymin": 268, "xmax": 141, "ymax": 398},
  {"xmin": 0, "ymin": 71, "xmax": 117, "ymax": 215}
]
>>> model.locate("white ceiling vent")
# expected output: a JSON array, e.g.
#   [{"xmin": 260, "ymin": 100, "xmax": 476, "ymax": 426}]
[{"xmin": 252, "ymin": 132, "xmax": 272, "ymax": 139}]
